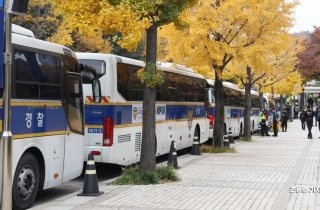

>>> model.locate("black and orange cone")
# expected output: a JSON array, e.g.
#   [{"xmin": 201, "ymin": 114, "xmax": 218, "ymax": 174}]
[
  {"xmin": 168, "ymin": 141, "xmax": 178, "ymax": 169},
  {"xmin": 78, "ymin": 154, "xmax": 104, "ymax": 196}
]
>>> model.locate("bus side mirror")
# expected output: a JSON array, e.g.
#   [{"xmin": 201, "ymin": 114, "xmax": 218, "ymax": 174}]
[{"xmin": 92, "ymin": 79, "xmax": 101, "ymax": 103}]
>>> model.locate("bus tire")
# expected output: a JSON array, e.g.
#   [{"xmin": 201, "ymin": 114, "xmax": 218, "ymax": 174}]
[
  {"xmin": 13, "ymin": 152, "xmax": 40, "ymax": 210},
  {"xmin": 240, "ymin": 123, "xmax": 243, "ymax": 137}
]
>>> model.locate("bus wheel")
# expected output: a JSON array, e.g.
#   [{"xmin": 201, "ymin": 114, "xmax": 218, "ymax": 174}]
[
  {"xmin": 240, "ymin": 123, "xmax": 243, "ymax": 137},
  {"xmin": 13, "ymin": 153, "xmax": 40, "ymax": 210}
]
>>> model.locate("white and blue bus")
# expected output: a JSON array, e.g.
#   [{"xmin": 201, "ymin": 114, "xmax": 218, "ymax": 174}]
[
  {"xmin": 76, "ymin": 53, "xmax": 210, "ymax": 166},
  {"xmin": 206, "ymin": 80, "xmax": 260, "ymax": 138},
  {"xmin": 0, "ymin": 25, "xmax": 100, "ymax": 209}
]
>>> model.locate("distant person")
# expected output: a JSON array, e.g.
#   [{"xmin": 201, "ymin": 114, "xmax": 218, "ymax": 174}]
[
  {"xmin": 300, "ymin": 109, "xmax": 306, "ymax": 130},
  {"xmin": 286, "ymin": 103, "xmax": 292, "ymax": 120},
  {"xmin": 281, "ymin": 110, "xmax": 288, "ymax": 132},
  {"xmin": 264, "ymin": 110, "xmax": 270, "ymax": 136},
  {"xmin": 272, "ymin": 109, "xmax": 280, "ymax": 137},
  {"xmin": 317, "ymin": 111, "xmax": 320, "ymax": 132},
  {"xmin": 294, "ymin": 106, "xmax": 299, "ymax": 119},
  {"xmin": 259, "ymin": 109, "xmax": 270, "ymax": 136},
  {"xmin": 315, "ymin": 108, "xmax": 319, "ymax": 127},
  {"xmin": 305, "ymin": 105, "xmax": 314, "ymax": 139},
  {"xmin": 308, "ymin": 96, "xmax": 314, "ymax": 109}
]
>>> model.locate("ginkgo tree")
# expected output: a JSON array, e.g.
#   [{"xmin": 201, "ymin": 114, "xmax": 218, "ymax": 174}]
[
  {"xmin": 50, "ymin": 0, "xmax": 197, "ymax": 171},
  {"xmin": 50, "ymin": 0, "xmax": 150, "ymax": 51},
  {"xmin": 228, "ymin": 33, "xmax": 303, "ymax": 139},
  {"xmin": 159, "ymin": 0, "xmax": 297, "ymax": 147},
  {"xmin": 256, "ymin": 36, "xmax": 304, "ymax": 109}
]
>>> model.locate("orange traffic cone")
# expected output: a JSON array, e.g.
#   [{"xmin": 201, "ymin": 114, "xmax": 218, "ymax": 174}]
[{"xmin": 78, "ymin": 154, "xmax": 104, "ymax": 196}]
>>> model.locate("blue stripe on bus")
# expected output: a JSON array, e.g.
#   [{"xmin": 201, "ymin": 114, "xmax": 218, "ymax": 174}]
[
  {"xmin": 0, "ymin": 105, "xmax": 67, "ymax": 135},
  {"xmin": 208, "ymin": 107, "xmax": 259, "ymax": 118},
  {"xmin": 84, "ymin": 104, "xmax": 207, "ymax": 125}
]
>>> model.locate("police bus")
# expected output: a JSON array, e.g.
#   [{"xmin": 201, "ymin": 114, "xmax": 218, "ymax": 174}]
[
  {"xmin": 0, "ymin": 25, "xmax": 100, "ymax": 209},
  {"xmin": 207, "ymin": 80, "xmax": 260, "ymax": 138},
  {"xmin": 76, "ymin": 53, "xmax": 209, "ymax": 165}
]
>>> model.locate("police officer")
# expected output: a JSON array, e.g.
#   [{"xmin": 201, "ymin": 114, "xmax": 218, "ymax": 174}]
[
  {"xmin": 260, "ymin": 109, "xmax": 269, "ymax": 136},
  {"xmin": 305, "ymin": 105, "xmax": 314, "ymax": 139}
]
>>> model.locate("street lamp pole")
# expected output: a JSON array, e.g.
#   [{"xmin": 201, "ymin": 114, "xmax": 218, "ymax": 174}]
[{"xmin": 0, "ymin": 0, "xmax": 13, "ymax": 208}]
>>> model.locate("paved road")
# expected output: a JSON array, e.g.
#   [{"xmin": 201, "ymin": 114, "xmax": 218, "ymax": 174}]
[
  {"xmin": 33, "ymin": 149, "xmax": 190, "ymax": 207},
  {"xmin": 33, "ymin": 163, "xmax": 122, "ymax": 207},
  {"xmin": 31, "ymin": 120, "xmax": 320, "ymax": 209}
]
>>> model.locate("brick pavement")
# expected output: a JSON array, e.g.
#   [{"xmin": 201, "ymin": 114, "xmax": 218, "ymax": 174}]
[{"xmin": 31, "ymin": 120, "xmax": 320, "ymax": 210}]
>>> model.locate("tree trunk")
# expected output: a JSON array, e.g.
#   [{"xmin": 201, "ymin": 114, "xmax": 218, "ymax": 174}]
[
  {"xmin": 213, "ymin": 74, "xmax": 224, "ymax": 148},
  {"xmin": 243, "ymin": 67, "xmax": 252, "ymax": 139},
  {"xmin": 244, "ymin": 83, "xmax": 252, "ymax": 138},
  {"xmin": 140, "ymin": 24, "xmax": 157, "ymax": 172},
  {"xmin": 259, "ymin": 92, "xmax": 264, "ymax": 110}
]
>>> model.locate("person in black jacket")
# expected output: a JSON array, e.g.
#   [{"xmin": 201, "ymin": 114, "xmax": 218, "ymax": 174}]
[
  {"xmin": 315, "ymin": 108, "xmax": 319, "ymax": 126},
  {"xmin": 305, "ymin": 106, "xmax": 314, "ymax": 139},
  {"xmin": 281, "ymin": 110, "xmax": 289, "ymax": 132},
  {"xmin": 300, "ymin": 109, "xmax": 306, "ymax": 130}
]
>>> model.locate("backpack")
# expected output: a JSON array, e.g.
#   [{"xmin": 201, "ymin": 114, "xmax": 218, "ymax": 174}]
[{"xmin": 306, "ymin": 110, "xmax": 313, "ymax": 120}]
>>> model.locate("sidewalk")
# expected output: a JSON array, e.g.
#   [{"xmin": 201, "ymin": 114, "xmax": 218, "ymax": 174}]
[{"xmin": 31, "ymin": 120, "xmax": 320, "ymax": 210}]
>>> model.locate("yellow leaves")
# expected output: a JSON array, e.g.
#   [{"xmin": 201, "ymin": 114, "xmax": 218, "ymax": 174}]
[
  {"xmin": 49, "ymin": 0, "xmax": 151, "ymax": 52},
  {"xmin": 48, "ymin": 27, "xmax": 73, "ymax": 46},
  {"xmin": 272, "ymin": 71, "xmax": 303, "ymax": 95},
  {"xmin": 158, "ymin": 0, "xmax": 299, "ymax": 81}
]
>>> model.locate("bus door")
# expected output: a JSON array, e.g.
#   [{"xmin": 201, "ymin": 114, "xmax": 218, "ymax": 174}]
[{"xmin": 62, "ymin": 72, "xmax": 85, "ymax": 182}]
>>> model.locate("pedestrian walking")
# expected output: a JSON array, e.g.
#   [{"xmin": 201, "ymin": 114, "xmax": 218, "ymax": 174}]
[
  {"xmin": 300, "ymin": 109, "xmax": 306, "ymax": 130},
  {"xmin": 294, "ymin": 106, "xmax": 299, "ymax": 119},
  {"xmin": 259, "ymin": 109, "xmax": 270, "ymax": 136},
  {"xmin": 264, "ymin": 110, "xmax": 270, "ymax": 136},
  {"xmin": 281, "ymin": 110, "xmax": 288, "ymax": 132},
  {"xmin": 272, "ymin": 109, "xmax": 280, "ymax": 137},
  {"xmin": 317, "ymin": 111, "xmax": 320, "ymax": 132},
  {"xmin": 305, "ymin": 106, "xmax": 314, "ymax": 139},
  {"xmin": 286, "ymin": 103, "xmax": 292, "ymax": 121},
  {"xmin": 308, "ymin": 96, "xmax": 314, "ymax": 109},
  {"xmin": 315, "ymin": 107, "xmax": 319, "ymax": 126}
]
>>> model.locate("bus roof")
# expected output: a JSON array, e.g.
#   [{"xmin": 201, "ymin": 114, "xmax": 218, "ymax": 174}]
[
  {"xmin": 12, "ymin": 25, "xmax": 76, "ymax": 58},
  {"xmin": 207, "ymin": 79, "xmax": 243, "ymax": 92},
  {"xmin": 12, "ymin": 24, "xmax": 35, "ymax": 38},
  {"xmin": 76, "ymin": 53, "xmax": 206, "ymax": 79}
]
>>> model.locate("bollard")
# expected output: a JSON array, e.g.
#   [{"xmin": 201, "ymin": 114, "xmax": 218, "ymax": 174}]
[
  {"xmin": 228, "ymin": 127, "xmax": 234, "ymax": 144},
  {"xmin": 223, "ymin": 134, "xmax": 229, "ymax": 148},
  {"xmin": 78, "ymin": 154, "xmax": 104, "ymax": 196},
  {"xmin": 191, "ymin": 141, "xmax": 201, "ymax": 155},
  {"xmin": 168, "ymin": 141, "xmax": 179, "ymax": 169}
]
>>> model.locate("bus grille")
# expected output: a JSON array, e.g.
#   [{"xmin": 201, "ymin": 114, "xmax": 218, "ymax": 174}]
[
  {"xmin": 135, "ymin": 133, "xmax": 142, "ymax": 151},
  {"xmin": 117, "ymin": 134, "xmax": 131, "ymax": 143}
]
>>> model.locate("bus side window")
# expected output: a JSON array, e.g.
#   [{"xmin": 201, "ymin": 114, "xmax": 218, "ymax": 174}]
[{"xmin": 13, "ymin": 48, "xmax": 62, "ymax": 100}]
